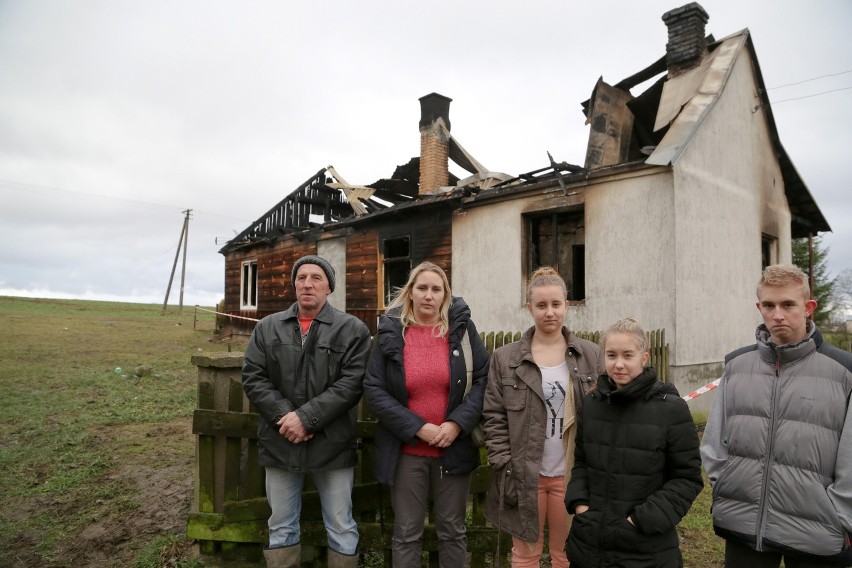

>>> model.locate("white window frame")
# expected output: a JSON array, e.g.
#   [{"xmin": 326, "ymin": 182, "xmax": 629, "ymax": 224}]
[{"xmin": 240, "ymin": 260, "xmax": 258, "ymax": 310}]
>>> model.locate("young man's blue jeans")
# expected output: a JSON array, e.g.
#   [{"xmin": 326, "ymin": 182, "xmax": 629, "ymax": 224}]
[{"xmin": 265, "ymin": 466, "xmax": 359, "ymax": 554}]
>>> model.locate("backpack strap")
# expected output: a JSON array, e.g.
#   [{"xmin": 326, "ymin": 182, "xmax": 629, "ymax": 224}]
[{"xmin": 462, "ymin": 327, "xmax": 473, "ymax": 398}]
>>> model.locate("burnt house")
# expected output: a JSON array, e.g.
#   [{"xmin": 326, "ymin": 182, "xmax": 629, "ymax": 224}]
[
  {"xmin": 448, "ymin": 2, "xmax": 830, "ymax": 409},
  {"xmin": 219, "ymin": 3, "xmax": 831, "ymax": 411}
]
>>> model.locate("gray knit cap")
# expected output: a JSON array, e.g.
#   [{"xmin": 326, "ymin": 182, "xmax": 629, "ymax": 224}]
[{"xmin": 291, "ymin": 255, "xmax": 336, "ymax": 292}]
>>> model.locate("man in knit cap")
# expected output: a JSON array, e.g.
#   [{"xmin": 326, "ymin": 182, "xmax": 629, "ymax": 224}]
[{"xmin": 242, "ymin": 254, "xmax": 371, "ymax": 568}]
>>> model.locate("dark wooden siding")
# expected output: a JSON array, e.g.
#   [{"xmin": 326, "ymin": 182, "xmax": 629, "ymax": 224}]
[
  {"xmin": 378, "ymin": 208, "xmax": 452, "ymax": 284},
  {"xmin": 345, "ymin": 228, "xmax": 380, "ymax": 334},
  {"xmin": 222, "ymin": 204, "xmax": 453, "ymax": 336},
  {"xmin": 222, "ymin": 240, "xmax": 316, "ymax": 332}
]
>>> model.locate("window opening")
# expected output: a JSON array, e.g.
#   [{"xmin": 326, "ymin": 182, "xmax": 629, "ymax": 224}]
[
  {"xmin": 383, "ymin": 236, "xmax": 411, "ymax": 305},
  {"xmin": 528, "ymin": 210, "xmax": 585, "ymax": 301},
  {"xmin": 241, "ymin": 260, "xmax": 258, "ymax": 309}
]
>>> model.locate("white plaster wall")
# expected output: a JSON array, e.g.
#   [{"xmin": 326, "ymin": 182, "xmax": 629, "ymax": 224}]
[
  {"xmin": 672, "ymin": 49, "xmax": 791, "ymax": 364},
  {"xmin": 318, "ymin": 237, "xmax": 347, "ymax": 312},
  {"xmin": 452, "ymin": 199, "xmax": 529, "ymax": 332},
  {"xmin": 572, "ymin": 171, "xmax": 677, "ymax": 338},
  {"xmin": 453, "ymin": 171, "xmax": 677, "ymax": 339}
]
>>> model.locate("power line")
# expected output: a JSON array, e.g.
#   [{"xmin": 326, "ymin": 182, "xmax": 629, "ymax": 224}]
[
  {"xmin": 771, "ymin": 85, "xmax": 852, "ymax": 105},
  {"xmin": 768, "ymin": 69, "xmax": 852, "ymax": 90},
  {"xmin": 0, "ymin": 179, "xmax": 178, "ymax": 212},
  {"xmin": 0, "ymin": 179, "xmax": 252, "ymax": 223}
]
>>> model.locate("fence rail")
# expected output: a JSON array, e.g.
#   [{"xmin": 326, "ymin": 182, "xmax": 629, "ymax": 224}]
[{"xmin": 187, "ymin": 329, "xmax": 669, "ymax": 564}]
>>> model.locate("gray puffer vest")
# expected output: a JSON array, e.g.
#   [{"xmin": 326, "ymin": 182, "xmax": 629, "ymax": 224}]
[{"xmin": 711, "ymin": 324, "xmax": 852, "ymax": 562}]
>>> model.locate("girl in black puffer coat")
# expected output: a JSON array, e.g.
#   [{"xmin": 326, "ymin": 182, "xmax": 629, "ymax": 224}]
[{"xmin": 565, "ymin": 318, "xmax": 703, "ymax": 568}]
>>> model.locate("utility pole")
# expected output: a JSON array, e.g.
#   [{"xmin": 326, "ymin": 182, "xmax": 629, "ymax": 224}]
[
  {"xmin": 178, "ymin": 209, "xmax": 191, "ymax": 313},
  {"xmin": 162, "ymin": 209, "xmax": 192, "ymax": 313}
]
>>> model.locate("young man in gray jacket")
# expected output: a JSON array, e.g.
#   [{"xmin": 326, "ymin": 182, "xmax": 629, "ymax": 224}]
[
  {"xmin": 242, "ymin": 255, "xmax": 371, "ymax": 568},
  {"xmin": 701, "ymin": 264, "xmax": 852, "ymax": 567}
]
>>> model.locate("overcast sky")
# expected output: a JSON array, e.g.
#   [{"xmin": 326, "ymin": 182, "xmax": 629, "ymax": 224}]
[{"xmin": 1, "ymin": 0, "xmax": 850, "ymax": 309}]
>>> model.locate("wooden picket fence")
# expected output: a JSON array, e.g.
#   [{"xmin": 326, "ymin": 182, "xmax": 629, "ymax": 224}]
[
  {"xmin": 186, "ymin": 330, "xmax": 668, "ymax": 565},
  {"xmin": 483, "ymin": 329, "xmax": 668, "ymax": 382}
]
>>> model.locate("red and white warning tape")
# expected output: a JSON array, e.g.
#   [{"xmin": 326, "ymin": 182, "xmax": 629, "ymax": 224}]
[
  {"xmin": 195, "ymin": 305, "xmax": 260, "ymax": 323},
  {"xmin": 682, "ymin": 378, "xmax": 722, "ymax": 402}
]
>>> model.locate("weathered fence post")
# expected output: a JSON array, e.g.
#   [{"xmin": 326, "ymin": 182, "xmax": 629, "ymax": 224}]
[{"xmin": 187, "ymin": 352, "xmax": 265, "ymax": 562}]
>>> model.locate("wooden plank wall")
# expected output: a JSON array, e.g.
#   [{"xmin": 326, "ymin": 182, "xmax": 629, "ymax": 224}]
[
  {"xmin": 222, "ymin": 241, "xmax": 316, "ymax": 332},
  {"xmin": 345, "ymin": 227, "xmax": 380, "ymax": 334},
  {"xmin": 405, "ymin": 209, "xmax": 452, "ymax": 279},
  {"xmin": 378, "ymin": 209, "xmax": 452, "ymax": 270},
  {"xmin": 345, "ymin": 227, "xmax": 379, "ymax": 312}
]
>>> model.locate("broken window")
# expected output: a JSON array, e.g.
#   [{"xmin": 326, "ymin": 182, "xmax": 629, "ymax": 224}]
[
  {"xmin": 527, "ymin": 210, "xmax": 586, "ymax": 301},
  {"xmin": 383, "ymin": 236, "xmax": 411, "ymax": 306},
  {"xmin": 761, "ymin": 234, "xmax": 777, "ymax": 270},
  {"xmin": 241, "ymin": 260, "xmax": 258, "ymax": 310}
]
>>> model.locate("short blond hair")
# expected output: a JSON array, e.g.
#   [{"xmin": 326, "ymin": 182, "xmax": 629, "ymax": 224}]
[
  {"xmin": 757, "ymin": 264, "xmax": 810, "ymax": 300},
  {"xmin": 602, "ymin": 317, "xmax": 648, "ymax": 355}
]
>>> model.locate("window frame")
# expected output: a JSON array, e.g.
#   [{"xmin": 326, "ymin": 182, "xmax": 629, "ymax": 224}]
[
  {"xmin": 761, "ymin": 234, "xmax": 778, "ymax": 270},
  {"xmin": 381, "ymin": 235, "xmax": 411, "ymax": 308},
  {"xmin": 240, "ymin": 259, "xmax": 258, "ymax": 310},
  {"xmin": 525, "ymin": 207, "xmax": 586, "ymax": 303}
]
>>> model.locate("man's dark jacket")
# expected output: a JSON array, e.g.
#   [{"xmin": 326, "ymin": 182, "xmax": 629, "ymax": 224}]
[{"xmin": 242, "ymin": 300, "xmax": 371, "ymax": 472}]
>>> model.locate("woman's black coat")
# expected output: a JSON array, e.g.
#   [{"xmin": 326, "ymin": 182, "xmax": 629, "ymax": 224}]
[{"xmin": 565, "ymin": 368, "xmax": 703, "ymax": 568}]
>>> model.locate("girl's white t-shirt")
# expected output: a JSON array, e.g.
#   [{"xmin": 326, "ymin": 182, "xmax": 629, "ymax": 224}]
[{"xmin": 540, "ymin": 362, "xmax": 569, "ymax": 477}]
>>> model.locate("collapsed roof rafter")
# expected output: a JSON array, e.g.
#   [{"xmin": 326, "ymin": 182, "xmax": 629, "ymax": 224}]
[{"xmin": 219, "ymin": 165, "xmax": 418, "ymax": 253}]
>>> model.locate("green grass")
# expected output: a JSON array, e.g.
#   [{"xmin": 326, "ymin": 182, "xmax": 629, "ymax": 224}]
[
  {"xmin": 0, "ymin": 296, "xmax": 240, "ymax": 567},
  {"xmin": 680, "ymin": 471, "xmax": 724, "ymax": 565},
  {"xmin": 133, "ymin": 533, "xmax": 206, "ymax": 568},
  {"xmin": 0, "ymin": 295, "xmax": 724, "ymax": 567},
  {"xmin": 824, "ymin": 330, "xmax": 852, "ymax": 352}
]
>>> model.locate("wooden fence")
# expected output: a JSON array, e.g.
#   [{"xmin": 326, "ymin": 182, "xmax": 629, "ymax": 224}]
[
  {"xmin": 186, "ymin": 330, "xmax": 668, "ymax": 565},
  {"xmin": 483, "ymin": 329, "xmax": 668, "ymax": 382}
]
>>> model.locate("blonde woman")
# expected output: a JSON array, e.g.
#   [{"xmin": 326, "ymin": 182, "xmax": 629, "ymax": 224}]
[
  {"xmin": 483, "ymin": 267, "xmax": 604, "ymax": 567},
  {"xmin": 364, "ymin": 261, "xmax": 488, "ymax": 568}
]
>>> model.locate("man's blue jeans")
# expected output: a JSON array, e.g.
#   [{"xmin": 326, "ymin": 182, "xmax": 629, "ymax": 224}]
[{"xmin": 265, "ymin": 466, "xmax": 359, "ymax": 554}]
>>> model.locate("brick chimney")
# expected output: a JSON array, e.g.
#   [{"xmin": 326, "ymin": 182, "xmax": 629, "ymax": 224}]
[
  {"xmin": 662, "ymin": 3, "xmax": 709, "ymax": 77},
  {"xmin": 418, "ymin": 93, "xmax": 452, "ymax": 195}
]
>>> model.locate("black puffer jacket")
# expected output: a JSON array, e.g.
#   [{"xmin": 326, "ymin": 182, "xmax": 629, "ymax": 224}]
[
  {"xmin": 565, "ymin": 368, "xmax": 703, "ymax": 568},
  {"xmin": 363, "ymin": 297, "xmax": 489, "ymax": 485}
]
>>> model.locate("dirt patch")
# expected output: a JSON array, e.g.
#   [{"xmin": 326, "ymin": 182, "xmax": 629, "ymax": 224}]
[
  {"xmin": 65, "ymin": 463, "xmax": 193, "ymax": 567},
  {"xmin": 17, "ymin": 420, "xmax": 197, "ymax": 568}
]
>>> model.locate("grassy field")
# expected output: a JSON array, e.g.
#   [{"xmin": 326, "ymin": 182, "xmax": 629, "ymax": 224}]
[{"xmin": 0, "ymin": 296, "xmax": 724, "ymax": 567}]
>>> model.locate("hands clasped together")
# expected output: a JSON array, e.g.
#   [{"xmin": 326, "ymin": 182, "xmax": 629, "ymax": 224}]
[
  {"xmin": 277, "ymin": 412, "xmax": 314, "ymax": 444},
  {"xmin": 416, "ymin": 421, "xmax": 461, "ymax": 449}
]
